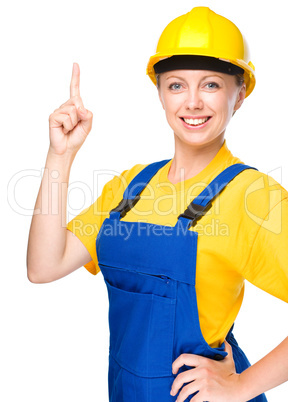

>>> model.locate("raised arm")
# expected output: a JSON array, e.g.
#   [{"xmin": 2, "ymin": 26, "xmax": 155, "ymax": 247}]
[{"xmin": 27, "ymin": 63, "xmax": 93, "ymax": 283}]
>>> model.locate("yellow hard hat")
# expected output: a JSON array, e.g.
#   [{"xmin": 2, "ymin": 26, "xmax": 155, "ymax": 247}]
[{"xmin": 147, "ymin": 7, "xmax": 255, "ymax": 97}]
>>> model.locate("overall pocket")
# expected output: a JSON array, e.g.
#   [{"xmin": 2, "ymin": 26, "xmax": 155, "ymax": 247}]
[{"xmin": 104, "ymin": 274, "xmax": 176, "ymax": 378}]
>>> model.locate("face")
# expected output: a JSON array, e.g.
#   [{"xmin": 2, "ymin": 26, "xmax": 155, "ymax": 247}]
[{"xmin": 158, "ymin": 69, "xmax": 246, "ymax": 148}]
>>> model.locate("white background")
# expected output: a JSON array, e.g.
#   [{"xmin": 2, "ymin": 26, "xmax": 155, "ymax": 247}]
[{"xmin": 1, "ymin": 0, "xmax": 288, "ymax": 400}]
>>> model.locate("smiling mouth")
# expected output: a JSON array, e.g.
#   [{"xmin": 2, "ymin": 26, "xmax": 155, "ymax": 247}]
[{"xmin": 181, "ymin": 117, "xmax": 211, "ymax": 126}]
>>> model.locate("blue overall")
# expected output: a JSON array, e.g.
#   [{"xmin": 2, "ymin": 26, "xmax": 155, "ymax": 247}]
[{"xmin": 96, "ymin": 160, "xmax": 268, "ymax": 401}]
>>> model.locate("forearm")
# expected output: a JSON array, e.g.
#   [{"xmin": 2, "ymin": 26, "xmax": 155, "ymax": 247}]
[
  {"xmin": 239, "ymin": 336, "xmax": 288, "ymax": 400},
  {"xmin": 27, "ymin": 148, "xmax": 76, "ymax": 282}
]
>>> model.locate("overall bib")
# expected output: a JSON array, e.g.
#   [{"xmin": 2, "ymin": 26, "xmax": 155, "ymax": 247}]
[{"xmin": 96, "ymin": 160, "xmax": 268, "ymax": 402}]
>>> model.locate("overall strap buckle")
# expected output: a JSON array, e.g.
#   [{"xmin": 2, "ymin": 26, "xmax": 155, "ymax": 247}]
[
  {"xmin": 109, "ymin": 159, "xmax": 171, "ymax": 220},
  {"xmin": 177, "ymin": 163, "xmax": 258, "ymax": 228},
  {"xmin": 110, "ymin": 195, "xmax": 141, "ymax": 218},
  {"xmin": 178, "ymin": 201, "xmax": 212, "ymax": 226}
]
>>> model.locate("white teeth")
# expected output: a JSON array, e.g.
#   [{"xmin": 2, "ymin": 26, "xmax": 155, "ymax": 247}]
[{"xmin": 183, "ymin": 117, "xmax": 209, "ymax": 125}]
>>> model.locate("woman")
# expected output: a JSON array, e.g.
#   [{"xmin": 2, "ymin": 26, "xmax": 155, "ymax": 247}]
[{"xmin": 27, "ymin": 6, "xmax": 288, "ymax": 402}]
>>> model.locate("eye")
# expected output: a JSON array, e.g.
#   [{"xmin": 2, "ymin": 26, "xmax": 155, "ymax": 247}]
[
  {"xmin": 205, "ymin": 82, "xmax": 220, "ymax": 89},
  {"xmin": 168, "ymin": 82, "xmax": 183, "ymax": 91}
]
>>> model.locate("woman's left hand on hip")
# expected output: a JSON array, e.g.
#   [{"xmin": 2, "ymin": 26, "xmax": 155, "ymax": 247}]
[{"xmin": 170, "ymin": 340, "xmax": 243, "ymax": 402}]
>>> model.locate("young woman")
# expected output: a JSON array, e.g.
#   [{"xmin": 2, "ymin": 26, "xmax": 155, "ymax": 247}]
[{"xmin": 27, "ymin": 6, "xmax": 288, "ymax": 402}]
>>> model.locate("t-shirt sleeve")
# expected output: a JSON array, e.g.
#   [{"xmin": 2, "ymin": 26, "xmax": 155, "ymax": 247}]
[
  {"xmin": 66, "ymin": 172, "xmax": 125, "ymax": 275},
  {"xmin": 66, "ymin": 163, "xmax": 147, "ymax": 275},
  {"xmin": 241, "ymin": 196, "xmax": 288, "ymax": 303}
]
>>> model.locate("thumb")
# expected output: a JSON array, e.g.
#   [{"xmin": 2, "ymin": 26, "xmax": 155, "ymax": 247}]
[
  {"xmin": 224, "ymin": 340, "xmax": 236, "ymax": 371},
  {"xmin": 78, "ymin": 106, "xmax": 93, "ymax": 133},
  {"xmin": 78, "ymin": 106, "xmax": 87, "ymax": 115},
  {"xmin": 224, "ymin": 340, "xmax": 233, "ymax": 357}
]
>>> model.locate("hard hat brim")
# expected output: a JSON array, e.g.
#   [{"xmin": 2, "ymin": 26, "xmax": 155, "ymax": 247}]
[{"xmin": 147, "ymin": 52, "xmax": 255, "ymax": 98}]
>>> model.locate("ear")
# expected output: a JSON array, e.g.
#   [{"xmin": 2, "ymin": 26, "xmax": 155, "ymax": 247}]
[{"xmin": 233, "ymin": 83, "xmax": 246, "ymax": 112}]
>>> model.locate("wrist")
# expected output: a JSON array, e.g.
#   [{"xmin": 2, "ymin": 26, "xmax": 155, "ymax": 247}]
[
  {"xmin": 235, "ymin": 371, "xmax": 258, "ymax": 402},
  {"xmin": 227, "ymin": 373, "xmax": 246, "ymax": 402},
  {"xmin": 47, "ymin": 147, "xmax": 76, "ymax": 167}
]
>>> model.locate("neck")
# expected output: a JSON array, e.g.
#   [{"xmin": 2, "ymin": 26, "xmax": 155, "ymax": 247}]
[{"xmin": 168, "ymin": 134, "xmax": 225, "ymax": 184}]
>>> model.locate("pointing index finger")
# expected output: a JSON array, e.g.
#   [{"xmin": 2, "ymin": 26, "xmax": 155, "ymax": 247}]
[{"xmin": 70, "ymin": 62, "xmax": 80, "ymax": 98}]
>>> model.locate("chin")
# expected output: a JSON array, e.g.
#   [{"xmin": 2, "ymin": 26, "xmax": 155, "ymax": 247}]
[
  {"xmin": 174, "ymin": 129, "xmax": 224, "ymax": 148},
  {"xmin": 176, "ymin": 134, "xmax": 214, "ymax": 147}
]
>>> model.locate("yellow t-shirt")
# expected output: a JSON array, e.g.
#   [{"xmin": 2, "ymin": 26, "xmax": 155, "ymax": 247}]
[{"xmin": 67, "ymin": 139, "xmax": 288, "ymax": 348}]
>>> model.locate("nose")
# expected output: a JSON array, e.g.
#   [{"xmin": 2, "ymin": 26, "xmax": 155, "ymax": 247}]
[{"xmin": 184, "ymin": 88, "xmax": 204, "ymax": 111}]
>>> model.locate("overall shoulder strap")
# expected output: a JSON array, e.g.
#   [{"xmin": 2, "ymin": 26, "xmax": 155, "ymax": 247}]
[
  {"xmin": 110, "ymin": 159, "xmax": 171, "ymax": 218},
  {"xmin": 123, "ymin": 159, "xmax": 171, "ymax": 199},
  {"xmin": 178, "ymin": 163, "xmax": 258, "ymax": 227}
]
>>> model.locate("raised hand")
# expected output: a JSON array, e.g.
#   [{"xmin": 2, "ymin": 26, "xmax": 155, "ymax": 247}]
[{"xmin": 48, "ymin": 62, "xmax": 93, "ymax": 156}]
